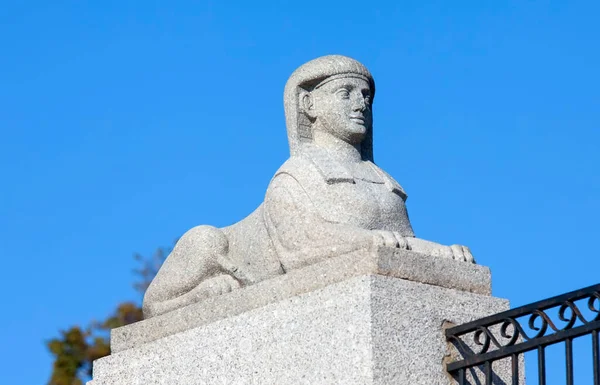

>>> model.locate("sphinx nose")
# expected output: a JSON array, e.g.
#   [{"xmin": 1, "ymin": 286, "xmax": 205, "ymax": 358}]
[{"xmin": 353, "ymin": 96, "xmax": 367, "ymax": 112}]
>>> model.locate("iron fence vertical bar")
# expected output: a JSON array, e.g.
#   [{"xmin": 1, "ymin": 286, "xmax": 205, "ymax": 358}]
[
  {"xmin": 458, "ymin": 368, "xmax": 465, "ymax": 385},
  {"xmin": 511, "ymin": 353, "xmax": 519, "ymax": 385},
  {"xmin": 593, "ymin": 330, "xmax": 599, "ymax": 385},
  {"xmin": 538, "ymin": 346, "xmax": 546, "ymax": 385},
  {"xmin": 565, "ymin": 338, "xmax": 574, "ymax": 385},
  {"xmin": 485, "ymin": 361, "xmax": 492, "ymax": 385}
]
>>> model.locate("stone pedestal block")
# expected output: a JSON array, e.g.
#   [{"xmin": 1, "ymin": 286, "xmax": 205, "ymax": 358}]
[{"xmin": 89, "ymin": 249, "xmax": 514, "ymax": 384}]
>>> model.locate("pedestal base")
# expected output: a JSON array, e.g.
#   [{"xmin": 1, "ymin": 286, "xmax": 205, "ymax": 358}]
[{"xmin": 90, "ymin": 270, "xmax": 513, "ymax": 384}]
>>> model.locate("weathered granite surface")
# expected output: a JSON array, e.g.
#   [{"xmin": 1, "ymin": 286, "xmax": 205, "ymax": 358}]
[
  {"xmin": 112, "ymin": 247, "xmax": 491, "ymax": 353},
  {"xmin": 90, "ymin": 275, "xmax": 514, "ymax": 385},
  {"xmin": 142, "ymin": 55, "xmax": 476, "ymax": 319}
]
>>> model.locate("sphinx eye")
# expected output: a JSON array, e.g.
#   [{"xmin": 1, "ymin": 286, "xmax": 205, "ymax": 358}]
[
  {"xmin": 364, "ymin": 95, "xmax": 372, "ymax": 105},
  {"xmin": 336, "ymin": 89, "xmax": 350, "ymax": 99}
]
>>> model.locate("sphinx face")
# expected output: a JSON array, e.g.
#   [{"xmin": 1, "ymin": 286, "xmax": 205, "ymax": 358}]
[{"xmin": 311, "ymin": 77, "xmax": 373, "ymax": 144}]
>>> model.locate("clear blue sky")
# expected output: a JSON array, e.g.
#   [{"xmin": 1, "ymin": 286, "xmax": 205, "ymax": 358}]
[{"xmin": 1, "ymin": 1, "xmax": 599, "ymax": 384}]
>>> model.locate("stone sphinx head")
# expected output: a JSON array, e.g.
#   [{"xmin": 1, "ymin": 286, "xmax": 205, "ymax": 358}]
[{"xmin": 284, "ymin": 55, "xmax": 375, "ymax": 162}]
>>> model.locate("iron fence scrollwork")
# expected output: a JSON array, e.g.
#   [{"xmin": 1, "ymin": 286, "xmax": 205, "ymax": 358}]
[{"xmin": 445, "ymin": 283, "xmax": 600, "ymax": 384}]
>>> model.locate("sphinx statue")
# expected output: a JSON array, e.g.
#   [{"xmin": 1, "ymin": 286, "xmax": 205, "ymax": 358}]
[{"xmin": 143, "ymin": 55, "xmax": 474, "ymax": 318}]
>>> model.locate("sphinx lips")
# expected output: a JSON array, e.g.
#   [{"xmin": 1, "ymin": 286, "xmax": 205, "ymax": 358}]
[{"xmin": 350, "ymin": 116, "xmax": 365, "ymax": 124}]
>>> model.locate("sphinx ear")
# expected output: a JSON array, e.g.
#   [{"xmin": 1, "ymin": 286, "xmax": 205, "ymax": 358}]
[{"xmin": 300, "ymin": 91, "xmax": 317, "ymax": 119}]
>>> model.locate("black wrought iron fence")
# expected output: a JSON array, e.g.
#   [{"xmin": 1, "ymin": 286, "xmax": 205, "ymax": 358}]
[{"xmin": 445, "ymin": 283, "xmax": 600, "ymax": 385}]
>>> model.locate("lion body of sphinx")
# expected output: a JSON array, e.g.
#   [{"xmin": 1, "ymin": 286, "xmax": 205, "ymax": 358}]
[{"xmin": 143, "ymin": 146, "xmax": 415, "ymax": 318}]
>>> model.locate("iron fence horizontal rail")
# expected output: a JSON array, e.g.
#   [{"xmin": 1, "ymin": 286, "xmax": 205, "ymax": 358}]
[
  {"xmin": 446, "ymin": 319, "xmax": 600, "ymax": 372},
  {"xmin": 446, "ymin": 283, "xmax": 600, "ymax": 336}
]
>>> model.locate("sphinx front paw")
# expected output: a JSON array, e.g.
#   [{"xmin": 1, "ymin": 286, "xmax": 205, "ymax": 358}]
[
  {"xmin": 451, "ymin": 245, "xmax": 475, "ymax": 263},
  {"xmin": 393, "ymin": 232, "xmax": 411, "ymax": 250},
  {"xmin": 432, "ymin": 245, "xmax": 475, "ymax": 263},
  {"xmin": 372, "ymin": 230, "xmax": 412, "ymax": 250}
]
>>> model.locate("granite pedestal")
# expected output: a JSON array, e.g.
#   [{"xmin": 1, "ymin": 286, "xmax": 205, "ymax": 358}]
[{"xmin": 89, "ymin": 247, "xmax": 516, "ymax": 384}]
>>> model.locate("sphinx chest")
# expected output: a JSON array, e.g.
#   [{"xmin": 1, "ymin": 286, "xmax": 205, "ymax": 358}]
[{"xmin": 308, "ymin": 178, "xmax": 413, "ymax": 235}]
